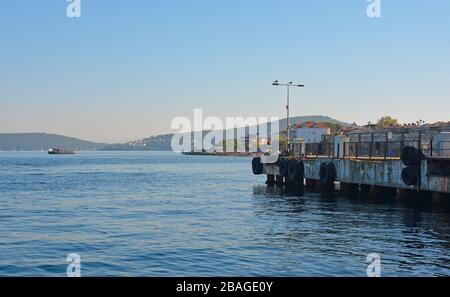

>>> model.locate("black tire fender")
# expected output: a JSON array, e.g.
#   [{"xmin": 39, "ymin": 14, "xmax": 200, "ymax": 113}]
[
  {"xmin": 401, "ymin": 146, "xmax": 425, "ymax": 166},
  {"xmin": 326, "ymin": 162, "xmax": 337, "ymax": 182},
  {"xmin": 278, "ymin": 158, "xmax": 289, "ymax": 178},
  {"xmin": 319, "ymin": 162, "xmax": 328, "ymax": 185},
  {"xmin": 252, "ymin": 157, "xmax": 264, "ymax": 175},
  {"xmin": 296, "ymin": 160, "xmax": 305, "ymax": 182},
  {"xmin": 401, "ymin": 166, "xmax": 418, "ymax": 186},
  {"xmin": 287, "ymin": 159, "xmax": 298, "ymax": 182}
]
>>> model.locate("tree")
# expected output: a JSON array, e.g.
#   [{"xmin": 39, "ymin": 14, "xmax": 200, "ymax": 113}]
[
  {"xmin": 376, "ymin": 116, "xmax": 399, "ymax": 128},
  {"xmin": 328, "ymin": 122, "xmax": 343, "ymax": 134}
]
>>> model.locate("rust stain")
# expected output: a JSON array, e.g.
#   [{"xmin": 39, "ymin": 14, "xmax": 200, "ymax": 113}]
[{"xmin": 263, "ymin": 157, "xmax": 450, "ymax": 194}]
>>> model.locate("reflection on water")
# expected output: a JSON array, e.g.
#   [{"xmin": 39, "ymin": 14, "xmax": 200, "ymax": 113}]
[
  {"xmin": 252, "ymin": 185, "xmax": 450, "ymax": 276},
  {"xmin": 0, "ymin": 151, "xmax": 449, "ymax": 276}
]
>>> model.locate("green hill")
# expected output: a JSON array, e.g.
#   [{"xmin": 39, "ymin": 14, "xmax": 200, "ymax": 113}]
[
  {"xmin": 279, "ymin": 115, "xmax": 351, "ymax": 131},
  {"xmin": 100, "ymin": 134, "xmax": 174, "ymax": 151},
  {"xmin": 0, "ymin": 133, "xmax": 107, "ymax": 151}
]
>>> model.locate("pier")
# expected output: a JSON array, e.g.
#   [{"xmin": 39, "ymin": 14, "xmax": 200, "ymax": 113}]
[{"xmin": 252, "ymin": 126, "xmax": 450, "ymax": 204}]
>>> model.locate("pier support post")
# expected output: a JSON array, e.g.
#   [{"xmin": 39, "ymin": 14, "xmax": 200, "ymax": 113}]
[
  {"xmin": 340, "ymin": 182, "xmax": 359, "ymax": 198},
  {"xmin": 275, "ymin": 175, "xmax": 284, "ymax": 188},
  {"xmin": 368, "ymin": 186, "xmax": 397, "ymax": 203},
  {"xmin": 305, "ymin": 179, "xmax": 319, "ymax": 191},
  {"xmin": 266, "ymin": 174, "xmax": 275, "ymax": 187}
]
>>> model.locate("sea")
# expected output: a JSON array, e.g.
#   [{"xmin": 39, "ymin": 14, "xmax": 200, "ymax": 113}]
[{"xmin": 0, "ymin": 151, "xmax": 448, "ymax": 276}]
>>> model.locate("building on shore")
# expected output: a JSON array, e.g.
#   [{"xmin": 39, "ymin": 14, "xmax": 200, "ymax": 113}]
[
  {"xmin": 291, "ymin": 121, "xmax": 450, "ymax": 158},
  {"xmin": 292, "ymin": 122, "xmax": 331, "ymax": 144}
]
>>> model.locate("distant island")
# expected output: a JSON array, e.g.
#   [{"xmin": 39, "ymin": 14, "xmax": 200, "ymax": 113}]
[
  {"xmin": 0, "ymin": 116, "xmax": 351, "ymax": 151},
  {"xmin": 0, "ymin": 133, "xmax": 107, "ymax": 151}
]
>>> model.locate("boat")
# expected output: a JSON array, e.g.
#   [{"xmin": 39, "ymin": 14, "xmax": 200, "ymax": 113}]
[
  {"xmin": 182, "ymin": 151, "xmax": 215, "ymax": 156},
  {"xmin": 48, "ymin": 148, "xmax": 75, "ymax": 155}
]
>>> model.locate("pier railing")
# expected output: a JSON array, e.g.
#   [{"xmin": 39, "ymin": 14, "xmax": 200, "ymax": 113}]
[
  {"xmin": 300, "ymin": 140, "xmax": 449, "ymax": 160},
  {"xmin": 344, "ymin": 141, "xmax": 409, "ymax": 160},
  {"xmin": 304, "ymin": 142, "xmax": 334, "ymax": 158},
  {"xmin": 435, "ymin": 141, "xmax": 450, "ymax": 157}
]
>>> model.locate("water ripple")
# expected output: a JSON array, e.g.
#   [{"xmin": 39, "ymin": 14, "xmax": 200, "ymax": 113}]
[{"xmin": 0, "ymin": 151, "xmax": 449, "ymax": 276}]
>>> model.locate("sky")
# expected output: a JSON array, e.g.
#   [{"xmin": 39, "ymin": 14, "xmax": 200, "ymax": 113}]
[{"xmin": 0, "ymin": 0, "xmax": 449, "ymax": 143}]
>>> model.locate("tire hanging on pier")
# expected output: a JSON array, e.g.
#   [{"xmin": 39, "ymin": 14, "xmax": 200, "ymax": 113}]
[
  {"xmin": 252, "ymin": 157, "xmax": 264, "ymax": 175},
  {"xmin": 278, "ymin": 158, "xmax": 289, "ymax": 178},
  {"xmin": 326, "ymin": 162, "xmax": 337, "ymax": 182},
  {"xmin": 319, "ymin": 162, "xmax": 328, "ymax": 185},
  {"xmin": 287, "ymin": 159, "xmax": 305, "ymax": 183},
  {"xmin": 400, "ymin": 146, "xmax": 424, "ymax": 188},
  {"xmin": 401, "ymin": 166, "xmax": 418, "ymax": 186},
  {"xmin": 296, "ymin": 160, "xmax": 305, "ymax": 183},
  {"xmin": 401, "ymin": 146, "xmax": 425, "ymax": 166},
  {"xmin": 319, "ymin": 162, "xmax": 336, "ymax": 187}
]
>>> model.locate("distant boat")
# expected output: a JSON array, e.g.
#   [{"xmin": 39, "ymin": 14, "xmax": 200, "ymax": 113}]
[
  {"xmin": 48, "ymin": 148, "xmax": 75, "ymax": 155},
  {"xmin": 182, "ymin": 151, "xmax": 214, "ymax": 156}
]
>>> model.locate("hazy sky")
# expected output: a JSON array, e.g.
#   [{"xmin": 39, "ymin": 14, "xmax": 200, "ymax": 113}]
[{"xmin": 1, "ymin": 0, "xmax": 449, "ymax": 143}]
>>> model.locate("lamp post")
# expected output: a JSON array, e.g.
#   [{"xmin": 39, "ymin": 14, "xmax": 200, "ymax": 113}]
[{"xmin": 272, "ymin": 80, "xmax": 304, "ymax": 154}]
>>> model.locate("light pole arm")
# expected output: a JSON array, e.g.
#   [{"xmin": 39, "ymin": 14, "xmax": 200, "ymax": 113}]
[{"xmin": 272, "ymin": 81, "xmax": 305, "ymax": 155}]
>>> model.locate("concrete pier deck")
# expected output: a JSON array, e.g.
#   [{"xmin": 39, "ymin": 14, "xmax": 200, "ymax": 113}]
[{"xmin": 262, "ymin": 157, "xmax": 450, "ymax": 194}]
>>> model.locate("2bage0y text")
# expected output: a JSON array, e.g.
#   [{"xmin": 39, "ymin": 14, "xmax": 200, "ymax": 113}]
[{"xmin": 177, "ymin": 281, "xmax": 274, "ymax": 295}]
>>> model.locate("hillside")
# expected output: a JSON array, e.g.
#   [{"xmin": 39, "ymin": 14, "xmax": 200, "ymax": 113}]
[
  {"xmin": 100, "ymin": 115, "xmax": 352, "ymax": 151},
  {"xmin": 100, "ymin": 134, "xmax": 174, "ymax": 151},
  {"xmin": 0, "ymin": 133, "xmax": 107, "ymax": 151},
  {"xmin": 279, "ymin": 115, "xmax": 351, "ymax": 131}
]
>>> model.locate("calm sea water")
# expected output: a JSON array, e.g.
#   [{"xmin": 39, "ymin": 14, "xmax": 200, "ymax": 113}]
[{"xmin": 0, "ymin": 151, "xmax": 449, "ymax": 276}]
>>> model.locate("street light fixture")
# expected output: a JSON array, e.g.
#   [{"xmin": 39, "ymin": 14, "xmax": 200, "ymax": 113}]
[{"xmin": 272, "ymin": 80, "xmax": 305, "ymax": 154}]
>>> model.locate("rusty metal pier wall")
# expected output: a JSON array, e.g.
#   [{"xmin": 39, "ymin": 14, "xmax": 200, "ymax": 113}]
[{"xmin": 263, "ymin": 158, "xmax": 449, "ymax": 194}]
